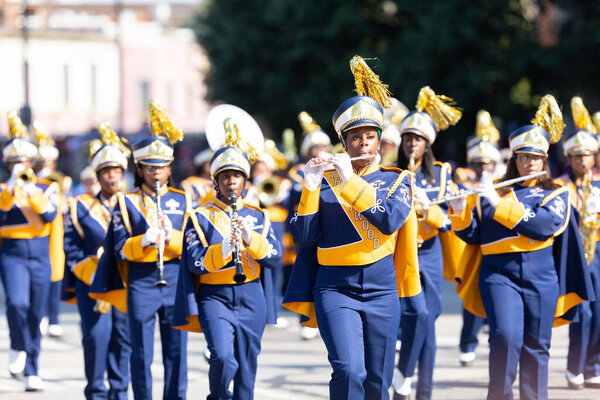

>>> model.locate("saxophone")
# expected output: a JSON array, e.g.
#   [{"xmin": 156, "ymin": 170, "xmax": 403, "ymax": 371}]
[{"xmin": 580, "ymin": 170, "xmax": 600, "ymax": 264}]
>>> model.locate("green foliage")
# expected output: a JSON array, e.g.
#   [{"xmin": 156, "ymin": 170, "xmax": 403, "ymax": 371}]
[{"xmin": 194, "ymin": 0, "xmax": 600, "ymax": 158}]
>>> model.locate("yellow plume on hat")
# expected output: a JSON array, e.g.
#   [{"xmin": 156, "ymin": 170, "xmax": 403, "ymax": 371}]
[
  {"xmin": 149, "ymin": 100, "xmax": 184, "ymax": 144},
  {"xmin": 475, "ymin": 110, "xmax": 500, "ymax": 143},
  {"xmin": 88, "ymin": 139, "xmax": 103, "ymax": 159},
  {"xmin": 32, "ymin": 121, "xmax": 54, "ymax": 147},
  {"xmin": 223, "ymin": 118, "xmax": 260, "ymax": 163},
  {"xmin": 349, "ymin": 55, "xmax": 392, "ymax": 109},
  {"xmin": 593, "ymin": 112, "xmax": 600, "ymax": 134},
  {"xmin": 6, "ymin": 111, "xmax": 29, "ymax": 139},
  {"xmin": 415, "ymin": 86, "xmax": 462, "ymax": 131},
  {"xmin": 298, "ymin": 111, "xmax": 321, "ymax": 134},
  {"xmin": 98, "ymin": 122, "xmax": 131, "ymax": 157},
  {"xmin": 571, "ymin": 96, "xmax": 597, "ymax": 134},
  {"xmin": 531, "ymin": 94, "xmax": 564, "ymax": 144}
]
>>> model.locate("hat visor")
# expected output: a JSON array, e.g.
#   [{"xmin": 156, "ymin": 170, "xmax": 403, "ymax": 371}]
[
  {"xmin": 565, "ymin": 148, "xmax": 597, "ymax": 156},
  {"xmin": 136, "ymin": 157, "xmax": 173, "ymax": 167},
  {"xmin": 96, "ymin": 161, "xmax": 126, "ymax": 173},
  {"xmin": 401, "ymin": 128, "xmax": 431, "ymax": 142},
  {"xmin": 512, "ymin": 147, "xmax": 547, "ymax": 157},
  {"xmin": 213, "ymin": 164, "xmax": 249, "ymax": 179},
  {"xmin": 3, "ymin": 155, "xmax": 34, "ymax": 163},
  {"xmin": 341, "ymin": 120, "xmax": 383, "ymax": 138}
]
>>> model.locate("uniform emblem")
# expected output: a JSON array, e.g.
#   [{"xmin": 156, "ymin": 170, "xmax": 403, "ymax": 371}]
[
  {"xmin": 164, "ymin": 198, "xmax": 183, "ymax": 215},
  {"xmin": 549, "ymin": 197, "xmax": 565, "ymax": 218},
  {"xmin": 525, "ymin": 187, "xmax": 544, "ymax": 198}
]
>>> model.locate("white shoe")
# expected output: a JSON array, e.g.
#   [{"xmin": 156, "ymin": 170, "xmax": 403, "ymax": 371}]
[
  {"xmin": 396, "ymin": 340, "xmax": 402, "ymax": 352},
  {"xmin": 300, "ymin": 326, "xmax": 319, "ymax": 340},
  {"xmin": 48, "ymin": 324, "xmax": 63, "ymax": 338},
  {"xmin": 459, "ymin": 351, "xmax": 476, "ymax": 366},
  {"xmin": 25, "ymin": 375, "xmax": 44, "ymax": 392},
  {"xmin": 39, "ymin": 317, "xmax": 49, "ymax": 336},
  {"xmin": 274, "ymin": 317, "xmax": 290, "ymax": 329},
  {"xmin": 392, "ymin": 368, "xmax": 412, "ymax": 397},
  {"xmin": 8, "ymin": 350, "xmax": 26, "ymax": 377},
  {"xmin": 566, "ymin": 370, "xmax": 584, "ymax": 390},
  {"xmin": 585, "ymin": 375, "xmax": 600, "ymax": 388}
]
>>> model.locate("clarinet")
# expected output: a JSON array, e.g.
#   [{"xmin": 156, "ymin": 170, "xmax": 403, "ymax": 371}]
[
  {"xmin": 154, "ymin": 180, "xmax": 167, "ymax": 287},
  {"xmin": 230, "ymin": 190, "xmax": 247, "ymax": 283}
]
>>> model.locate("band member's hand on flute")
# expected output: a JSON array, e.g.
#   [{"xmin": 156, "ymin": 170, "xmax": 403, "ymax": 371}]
[
  {"xmin": 414, "ymin": 187, "xmax": 431, "ymax": 217},
  {"xmin": 304, "ymin": 158, "xmax": 327, "ymax": 191},
  {"xmin": 331, "ymin": 153, "xmax": 353, "ymax": 183},
  {"xmin": 477, "ymin": 171, "xmax": 499, "ymax": 207},
  {"xmin": 449, "ymin": 190, "xmax": 467, "ymax": 215}
]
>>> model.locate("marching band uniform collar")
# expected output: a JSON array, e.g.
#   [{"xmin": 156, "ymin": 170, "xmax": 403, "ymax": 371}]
[{"xmin": 141, "ymin": 183, "xmax": 168, "ymax": 197}]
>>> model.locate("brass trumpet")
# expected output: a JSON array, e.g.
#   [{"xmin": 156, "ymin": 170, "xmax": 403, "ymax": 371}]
[
  {"xmin": 16, "ymin": 168, "xmax": 36, "ymax": 186},
  {"xmin": 257, "ymin": 177, "xmax": 281, "ymax": 207}
]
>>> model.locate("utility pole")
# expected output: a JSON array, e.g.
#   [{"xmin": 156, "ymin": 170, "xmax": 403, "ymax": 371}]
[{"xmin": 20, "ymin": 0, "xmax": 32, "ymax": 127}]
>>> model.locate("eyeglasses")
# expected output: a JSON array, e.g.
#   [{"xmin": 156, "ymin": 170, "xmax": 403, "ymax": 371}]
[{"xmin": 516, "ymin": 154, "xmax": 544, "ymax": 163}]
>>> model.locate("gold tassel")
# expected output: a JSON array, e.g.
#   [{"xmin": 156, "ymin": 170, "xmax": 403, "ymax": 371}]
[
  {"xmin": 223, "ymin": 118, "xmax": 260, "ymax": 163},
  {"xmin": 6, "ymin": 111, "xmax": 29, "ymax": 139},
  {"xmin": 571, "ymin": 96, "xmax": 597, "ymax": 134},
  {"xmin": 531, "ymin": 94, "xmax": 565, "ymax": 144},
  {"xmin": 475, "ymin": 110, "xmax": 500, "ymax": 143},
  {"xmin": 32, "ymin": 121, "xmax": 54, "ymax": 147},
  {"xmin": 298, "ymin": 111, "xmax": 321, "ymax": 134},
  {"xmin": 349, "ymin": 56, "xmax": 392, "ymax": 109},
  {"xmin": 149, "ymin": 100, "xmax": 184, "ymax": 144},
  {"xmin": 415, "ymin": 86, "xmax": 462, "ymax": 131},
  {"xmin": 593, "ymin": 112, "xmax": 600, "ymax": 135},
  {"xmin": 88, "ymin": 139, "xmax": 103, "ymax": 158},
  {"xmin": 98, "ymin": 122, "xmax": 131, "ymax": 157}
]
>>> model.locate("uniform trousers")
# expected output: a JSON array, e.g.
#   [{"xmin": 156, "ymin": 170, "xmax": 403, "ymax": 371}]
[
  {"xmin": 314, "ymin": 257, "xmax": 401, "ymax": 400},
  {"xmin": 74, "ymin": 278, "xmax": 131, "ymax": 400},
  {"xmin": 460, "ymin": 307, "xmax": 485, "ymax": 353},
  {"xmin": 197, "ymin": 279, "xmax": 267, "ymax": 400},
  {"xmin": 398, "ymin": 236, "xmax": 443, "ymax": 400},
  {"xmin": 0, "ymin": 237, "xmax": 51, "ymax": 376},
  {"xmin": 127, "ymin": 261, "xmax": 187, "ymax": 400},
  {"xmin": 479, "ymin": 247, "xmax": 559, "ymax": 400},
  {"xmin": 567, "ymin": 244, "xmax": 600, "ymax": 379},
  {"xmin": 47, "ymin": 280, "xmax": 62, "ymax": 325}
]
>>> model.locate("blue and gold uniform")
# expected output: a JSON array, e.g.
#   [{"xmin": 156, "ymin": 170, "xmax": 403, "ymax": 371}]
[
  {"xmin": 395, "ymin": 86, "xmax": 462, "ymax": 400},
  {"xmin": 0, "ymin": 111, "xmax": 62, "ymax": 388},
  {"xmin": 174, "ymin": 123, "xmax": 281, "ymax": 400},
  {"xmin": 451, "ymin": 95, "xmax": 594, "ymax": 400},
  {"xmin": 90, "ymin": 101, "xmax": 188, "ymax": 400},
  {"xmin": 284, "ymin": 56, "xmax": 420, "ymax": 400},
  {"xmin": 556, "ymin": 96, "xmax": 600, "ymax": 388},
  {"xmin": 62, "ymin": 123, "xmax": 131, "ymax": 400}
]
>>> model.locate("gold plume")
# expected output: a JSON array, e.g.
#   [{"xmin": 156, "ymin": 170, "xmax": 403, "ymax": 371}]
[
  {"xmin": 298, "ymin": 111, "xmax": 321, "ymax": 134},
  {"xmin": 415, "ymin": 86, "xmax": 462, "ymax": 131},
  {"xmin": 98, "ymin": 122, "xmax": 131, "ymax": 157},
  {"xmin": 88, "ymin": 139, "xmax": 103, "ymax": 158},
  {"xmin": 264, "ymin": 139, "xmax": 288, "ymax": 170},
  {"xmin": 593, "ymin": 112, "xmax": 600, "ymax": 134},
  {"xmin": 349, "ymin": 55, "xmax": 392, "ymax": 109},
  {"xmin": 32, "ymin": 121, "xmax": 54, "ymax": 146},
  {"xmin": 571, "ymin": 96, "xmax": 597, "ymax": 134},
  {"xmin": 6, "ymin": 111, "xmax": 29, "ymax": 139},
  {"xmin": 149, "ymin": 100, "xmax": 184, "ymax": 144},
  {"xmin": 531, "ymin": 94, "xmax": 564, "ymax": 144},
  {"xmin": 223, "ymin": 118, "xmax": 260, "ymax": 163},
  {"xmin": 475, "ymin": 110, "xmax": 500, "ymax": 143}
]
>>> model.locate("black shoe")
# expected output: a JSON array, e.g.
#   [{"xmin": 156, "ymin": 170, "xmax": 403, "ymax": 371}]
[
  {"xmin": 392, "ymin": 392, "xmax": 411, "ymax": 400},
  {"xmin": 584, "ymin": 381, "xmax": 600, "ymax": 389}
]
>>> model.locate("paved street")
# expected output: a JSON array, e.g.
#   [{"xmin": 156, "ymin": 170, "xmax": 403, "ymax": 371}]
[{"xmin": 1, "ymin": 281, "xmax": 599, "ymax": 399}]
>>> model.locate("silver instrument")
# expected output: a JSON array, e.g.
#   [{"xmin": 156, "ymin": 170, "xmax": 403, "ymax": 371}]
[{"xmin": 154, "ymin": 180, "xmax": 167, "ymax": 287}]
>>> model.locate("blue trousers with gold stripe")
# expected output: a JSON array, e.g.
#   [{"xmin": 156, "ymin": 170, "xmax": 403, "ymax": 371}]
[
  {"xmin": 196, "ymin": 279, "xmax": 267, "ymax": 400},
  {"xmin": 314, "ymin": 257, "xmax": 401, "ymax": 400},
  {"xmin": 0, "ymin": 237, "xmax": 51, "ymax": 377},
  {"xmin": 75, "ymin": 278, "xmax": 130, "ymax": 400},
  {"xmin": 398, "ymin": 237, "xmax": 443, "ymax": 400},
  {"xmin": 567, "ymin": 245, "xmax": 600, "ymax": 379},
  {"xmin": 127, "ymin": 261, "xmax": 187, "ymax": 400},
  {"xmin": 479, "ymin": 248, "xmax": 558, "ymax": 400}
]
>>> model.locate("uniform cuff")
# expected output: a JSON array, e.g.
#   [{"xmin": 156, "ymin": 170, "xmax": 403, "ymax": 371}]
[
  {"xmin": 166, "ymin": 230, "xmax": 183, "ymax": 254},
  {"xmin": 29, "ymin": 188, "xmax": 50, "ymax": 214},
  {"xmin": 298, "ymin": 185, "xmax": 320, "ymax": 216},
  {"xmin": 449, "ymin": 206, "xmax": 473, "ymax": 231},
  {"xmin": 493, "ymin": 197, "xmax": 525, "ymax": 229},
  {"xmin": 246, "ymin": 231, "xmax": 269, "ymax": 260},
  {"xmin": 339, "ymin": 175, "xmax": 376, "ymax": 213},
  {"xmin": 122, "ymin": 235, "xmax": 146, "ymax": 260},
  {"xmin": 0, "ymin": 188, "xmax": 14, "ymax": 211},
  {"xmin": 425, "ymin": 205, "xmax": 446, "ymax": 229},
  {"xmin": 204, "ymin": 244, "xmax": 231, "ymax": 272}
]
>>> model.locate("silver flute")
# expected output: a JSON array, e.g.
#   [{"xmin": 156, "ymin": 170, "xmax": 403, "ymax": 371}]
[{"xmin": 309, "ymin": 153, "xmax": 376, "ymax": 167}]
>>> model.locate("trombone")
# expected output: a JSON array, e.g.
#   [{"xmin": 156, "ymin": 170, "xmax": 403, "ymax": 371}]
[{"xmin": 429, "ymin": 171, "xmax": 548, "ymax": 206}]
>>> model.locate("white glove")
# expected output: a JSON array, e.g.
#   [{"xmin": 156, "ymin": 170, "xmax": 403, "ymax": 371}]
[
  {"xmin": 331, "ymin": 153, "xmax": 354, "ymax": 184},
  {"xmin": 414, "ymin": 187, "xmax": 431, "ymax": 211},
  {"xmin": 141, "ymin": 227, "xmax": 161, "ymax": 248},
  {"xmin": 238, "ymin": 217, "xmax": 252, "ymax": 245},
  {"xmin": 478, "ymin": 171, "xmax": 499, "ymax": 207},
  {"xmin": 162, "ymin": 216, "xmax": 173, "ymax": 241},
  {"xmin": 304, "ymin": 160, "xmax": 326, "ymax": 191},
  {"xmin": 586, "ymin": 196, "xmax": 600, "ymax": 214},
  {"xmin": 449, "ymin": 195, "xmax": 467, "ymax": 215},
  {"xmin": 22, "ymin": 182, "xmax": 37, "ymax": 196},
  {"xmin": 222, "ymin": 233, "xmax": 234, "ymax": 260},
  {"xmin": 7, "ymin": 163, "xmax": 26, "ymax": 193}
]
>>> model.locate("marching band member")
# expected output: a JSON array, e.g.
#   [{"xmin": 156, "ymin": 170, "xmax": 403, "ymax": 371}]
[
  {"xmin": 90, "ymin": 101, "xmax": 189, "ymax": 400},
  {"xmin": 62, "ymin": 122, "xmax": 131, "ymax": 400},
  {"xmin": 283, "ymin": 55, "xmax": 420, "ymax": 400},
  {"xmin": 34, "ymin": 121, "xmax": 67, "ymax": 338},
  {"xmin": 393, "ymin": 86, "xmax": 462, "ymax": 400},
  {"xmin": 555, "ymin": 97, "xmax": 600, "ymax": 390},
  {"xmin": 0, "ymin": 111, "xmax": 63, "ymax": 391},
  {"xmin": 180, "ymin": 148, "xmax": 214, "ymax": 208},
  {"xmin": 450, "ymin": 95, "xmax": 594, "ymax": 400},
  {"xmin": 455, "ymin": 110, "xmax": 500, "ymax": 367},
  {"xmin": 79, "ymin": 165, "xmax": 101, "ymax": 197},
  {"xmin": 173, "ymin": 119, "xmax": 281, "ymax": 400}
]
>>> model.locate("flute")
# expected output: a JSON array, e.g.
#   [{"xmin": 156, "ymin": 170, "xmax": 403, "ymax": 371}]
[
  {"xmin": 309, "ymin": 153, "xmax": 376, "ymax": 167},
  {"xmin": 429, "ymin": 171, "xmax": 548, "ymax": 206},
  {"xmin": 230, "ymin": 190, "xmax": 247, "ymax": 284},
  {"xmin": 154, "ymin": 180, "xmax": 167, "ymax": 287}
]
